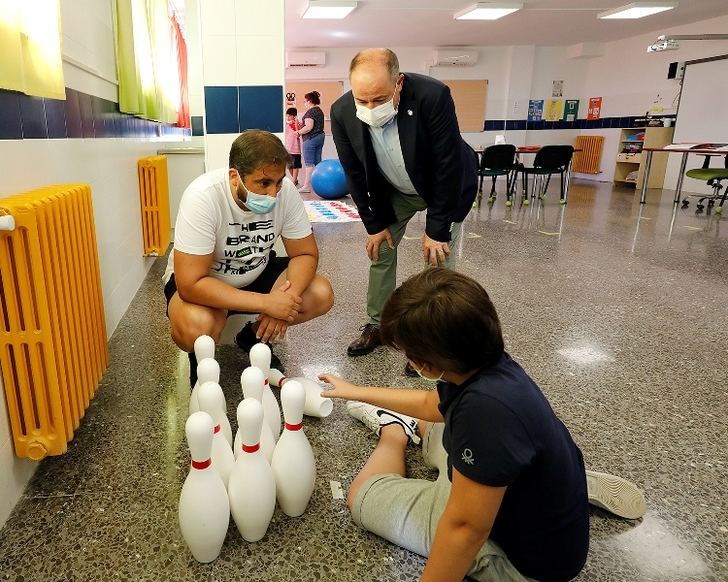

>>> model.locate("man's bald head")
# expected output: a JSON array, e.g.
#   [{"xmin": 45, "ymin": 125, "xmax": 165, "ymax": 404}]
[
  {"xmin": 349, "ymin": 48, "xmax": 399, "ymax": 85},
  {"xmin": 349, "ymin": 48, "xmax": 404, "ymax": 110}
]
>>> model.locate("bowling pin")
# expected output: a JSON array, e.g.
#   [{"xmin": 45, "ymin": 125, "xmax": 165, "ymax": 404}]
[
  {"xmin": 249, "ymin": 343, "xmax": 282, "ymax": 440},
  {"xmin": 271, "ymin": 380, "xmax": 316, "ymax": 517},
  {"xmin": 178, "ymin": 411, "xmax": 230, "ymax": 563},
  {"xmin": 228, "ymin": 399, "xmax": 277, "ymax": 542},
  {"xmin": 198, "ymin": 381, "xmax": 232, "ymax": 446},
  {"xmin": 189, "ymin": 357, "xmax": 221, "ymax": 416},
  {"xmin": 234, "ymin": 366, "xmax": 275, "ymax": 462},
  {"xmin": 198, "ymin": 382, "xmax": 235, "ymax": 486},
  {"xmin": 268, "ymin": 370, "xmax": 333, "ymax": 418}
]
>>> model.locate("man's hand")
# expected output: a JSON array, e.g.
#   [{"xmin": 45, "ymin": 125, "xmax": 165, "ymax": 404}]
[
  {"xmin": 255, "ymin": 314, "xmax": 289, "ymax": 343},
  {"xmin": 263, "ymin": 280, "xmax": 303, "ymax": 322},
  {"xmin": 366, "ymin": 228, "xmax": 394, "ymax": 261},
  {"xmin": 318, "ymin": 374, "xmax": 363, "ymax": 401},
  {"xmin": 421, "ymin": 234, "xmax": 451, "ymax": 266}
]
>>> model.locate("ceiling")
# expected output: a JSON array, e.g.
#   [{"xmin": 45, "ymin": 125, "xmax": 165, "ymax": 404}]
[{"xmin": 284, "ymin": 0, "xmax": 728, "ymax": 48}]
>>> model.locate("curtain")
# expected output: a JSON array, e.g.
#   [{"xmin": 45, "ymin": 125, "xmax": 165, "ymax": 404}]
[
  {"xmin": 0, "ymin": 0, "xmax": 65, "ymax": 99},
  {"xmin": 170, "ymin": 9, "xmax": 189, "ymax": 128},
  {"xmin": 115, "ymin": 0, "xmax": 178, "ymax": 123}
]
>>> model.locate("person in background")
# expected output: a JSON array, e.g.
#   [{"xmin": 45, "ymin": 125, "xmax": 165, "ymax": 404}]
[
  {"xmin": 297, "ymin": 90, "xmax": 325, "ymax": 193},
  {"xmin": 285, "ymin": 107, "xmax": 302, "ymax": 186}
]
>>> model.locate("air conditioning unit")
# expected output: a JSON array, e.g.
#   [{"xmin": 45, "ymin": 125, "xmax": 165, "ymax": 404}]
[
  {"xmin": 286, "ymin": 51, "xmax": 326, "ymax": 68},
  {"xmin": 432, "ymin": 49, "xmax": 478, "ymax": 67}
]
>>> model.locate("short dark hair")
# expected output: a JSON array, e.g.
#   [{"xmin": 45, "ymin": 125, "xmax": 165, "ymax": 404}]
[
  {"xmin": 286, "ymin": 107, "xmax": 298, "ymax": 116},
  {"xmin": 304, "ymin": 91, "xmax": 320, "ymax": 105},
  {"xmin": 229, "ymin": 130, "xmax": 291, "ymax": 178},
  {"xmin": 380, "ymin": 268, "xmax": 504, "ymax": 373},
  {"xmin": 349, "ymin": 48, "xmax": 400, "ymax": 85}
]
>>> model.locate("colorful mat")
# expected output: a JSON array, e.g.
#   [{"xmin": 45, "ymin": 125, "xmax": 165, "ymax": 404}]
[{"xmin": 304, "ymin": 200, "xmax": 361, "ymax": 223}]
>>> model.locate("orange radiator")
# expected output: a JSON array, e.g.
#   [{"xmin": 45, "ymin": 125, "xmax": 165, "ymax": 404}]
[
  {"xmin": 0, "ymin": 184, "xmax": 108, "ymax": 460},
  {"xmin": 573, "ymin": 135, "xmax": 605, "ymax": 174},
  {"xmin": 138, "ymin": 155, "xmax": 171, "ymax": 256}
]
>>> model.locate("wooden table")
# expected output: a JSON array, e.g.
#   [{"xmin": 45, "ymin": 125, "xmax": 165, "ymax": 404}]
[{"xmin": 640, "ymin": 146, "xmax": 728, "ymax": 204}]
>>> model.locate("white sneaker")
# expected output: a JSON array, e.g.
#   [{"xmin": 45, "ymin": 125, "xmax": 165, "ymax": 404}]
[
  {"xmin": 586, "ymin": 470, "xmax": 647, "ymax": 519},
  {"xmin": 346, "ymin": 401, "xmax": 421, "ymax": 445}
]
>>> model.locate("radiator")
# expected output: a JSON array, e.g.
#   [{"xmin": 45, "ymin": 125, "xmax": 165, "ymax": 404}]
[
  {"xmin": 0, "ymin": 184, "xmax": 108, "ymax": 460},
  {"xmin": 138, "ymin": 155, "xmax": 171, "ymax": 256},
  {"xmin": 573, "ymin": 136, "xmax": 605, "ymax": 174}
]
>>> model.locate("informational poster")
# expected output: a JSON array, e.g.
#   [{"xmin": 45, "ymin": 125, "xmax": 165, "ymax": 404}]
[
  {"xmin": 544, "ymin": 99, "xmax": 562, "ymax": 121},
  {"xmin": 587, "ymin": 97, "xmax": 603, "ymax": 120},
  {"xmin": 563, "ymin": 99, "xmax": 580, "ymax": 121},
  {"xmin": 528, "ymin": 99, "xmax": 544, "ymax": 121},
  {"xmin": 552, "ymin": 80, "xmax": 564, "ymax": 98}
]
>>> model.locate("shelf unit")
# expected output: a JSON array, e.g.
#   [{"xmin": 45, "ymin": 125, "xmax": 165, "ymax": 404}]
[{"xmin": 613, "ymin": 126, "xmax": 674, "ymax": 188}]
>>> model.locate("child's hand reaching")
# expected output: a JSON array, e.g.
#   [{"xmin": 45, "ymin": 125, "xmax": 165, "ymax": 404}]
[{"xmin": 318, "ymin": 374, "xmax": 362, "ymax": 401}]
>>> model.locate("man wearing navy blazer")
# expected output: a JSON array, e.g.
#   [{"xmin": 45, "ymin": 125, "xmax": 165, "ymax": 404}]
[{"xmin": 331, "ymin": 48, "xmax": 478, "ymax": 372}]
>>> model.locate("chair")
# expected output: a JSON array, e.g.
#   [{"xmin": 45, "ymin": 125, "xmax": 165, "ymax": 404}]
[
  {"xmin": 477, "ymin": 144, "xmax": 517, "ymax": 205},
  {"xmin": 513, "ymin": 145, "xmax": 574, "ymax": 206},
  {"xmin": 681, "ymin": 155, "xmax": 728, "ymax": 215}
]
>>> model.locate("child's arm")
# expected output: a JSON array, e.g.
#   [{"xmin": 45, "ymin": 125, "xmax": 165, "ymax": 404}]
[
  {"xmin": 421, "ymin": 469, "xmax": 506, "ymax": 582},
  {"xmin": 318, "ymin": 374, "xmax": 443, "ymax": 422}
]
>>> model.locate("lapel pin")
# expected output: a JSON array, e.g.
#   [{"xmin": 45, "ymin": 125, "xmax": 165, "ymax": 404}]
[{"xmin": 407, "ymin": 110, "xmax": 413, "ymax": 116}]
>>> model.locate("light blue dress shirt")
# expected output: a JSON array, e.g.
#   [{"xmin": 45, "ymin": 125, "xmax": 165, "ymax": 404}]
[{"xmin": 367, "ymin": 117, "xmax": 419, "ymax": 196}]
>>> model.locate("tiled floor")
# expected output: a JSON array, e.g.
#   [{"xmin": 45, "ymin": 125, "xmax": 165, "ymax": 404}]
[{"xmin": 0, "ymin": 181, "xmax": 726, "ymax": 581}]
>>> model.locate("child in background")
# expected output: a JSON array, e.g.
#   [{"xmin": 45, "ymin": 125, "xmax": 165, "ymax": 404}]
[{"xmin": 285, "ymin": 107, "xmax": 302, "ymax": 186}]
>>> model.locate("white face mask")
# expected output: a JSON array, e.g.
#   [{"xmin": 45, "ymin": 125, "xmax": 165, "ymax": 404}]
[
  {"xmin": 410, "ymin": 361, "xmax": 444, "ymax": 383},
  {"xmin": 355, "ymin": 86, "xmax": 398, "ymax": 128}
]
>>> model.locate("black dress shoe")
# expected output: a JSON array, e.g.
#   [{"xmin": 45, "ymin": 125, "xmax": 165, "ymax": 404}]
[
  {"xmin": 404, "ymin": 362, "xmax": 419, "ymax": 377},
  {"xmin": 235, "ymin": 322, "xmax": 284, "ymax": 373},
  {"xmin": 347, "ymin": 323, "xmax": 382, "ymax": 356}
]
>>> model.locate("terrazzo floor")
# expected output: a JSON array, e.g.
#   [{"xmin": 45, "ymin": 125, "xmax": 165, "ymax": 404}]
[{"xmin": 0, "ymin": 180, "xmax": 726, "ymax": 581}]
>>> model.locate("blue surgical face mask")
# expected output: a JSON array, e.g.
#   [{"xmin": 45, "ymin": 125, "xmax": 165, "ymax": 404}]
[
  {"xmin": 236, "ymin": 172, "xmax": 278, "ymax": 214},
  {"xmin": 409, "ymin": 361, "xmax": 444, "ymax": 382}
]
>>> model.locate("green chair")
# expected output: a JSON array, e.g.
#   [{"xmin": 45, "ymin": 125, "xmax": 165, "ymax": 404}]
[{"xmin": 681, "ymin": 155, "xmax": 728, "ymax": 215}]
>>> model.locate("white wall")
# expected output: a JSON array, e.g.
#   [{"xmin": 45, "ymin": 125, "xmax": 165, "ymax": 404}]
[{"xmin": 0, "ymin": 0, "xmax": 190, "ymax": 527}]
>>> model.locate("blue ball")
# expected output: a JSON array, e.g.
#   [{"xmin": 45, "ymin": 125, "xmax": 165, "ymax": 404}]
[{"xmin": 311, "ymin": 159, "xmax": 349, "ymax": 200}]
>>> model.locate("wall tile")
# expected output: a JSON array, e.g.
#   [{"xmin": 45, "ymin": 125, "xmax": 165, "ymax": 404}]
[
  {"xmin": 78, "ymin": 92, "xmax": 95, "ymax": 137},
  {"xmin": 235, "ymin": 35, "xmax": 285, "ymax": 86},
  {"xmin": 200, "ymin": 0, "xmax": 236, "ymax": 35},
  {"xmin": 238, "ymin": 85, "xmax": 283, "ymax": 133},
  {"xmin": 234, "ymin": 0, "xmax": 283, "ymax": 36},
  {"xmin": 19, "ymin": 96, "xmax": 48, "ymax": 139},
  {"xmin": 191, "ymin": 116, "xmax": 204, "ymax": 136},
  {"xmin": 204, "ymin": 86, "xmax": 239, "ymax": 134},
  {"xmin": 0, "ymin": 91, "xmax": 23, "ymax": 140},
  {"xmin": 64, "ymin": 89, "xmax": 83, "ymax": 138},
  {"xmin": 201, "ymin": 35, "xmax": 237, "ymax": 86},
  {"xmin": 44, "ymin": 98, "xmax": 67, "ymax": 139}
]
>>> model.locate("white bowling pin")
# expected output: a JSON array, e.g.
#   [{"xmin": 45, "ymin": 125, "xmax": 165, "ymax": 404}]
[
  {"xmin": 249, "ymin": 343, "xmax": 282, "ymax": 440},
  {"xmin": 198, "ymin": 382, "xmax": 235, "ymax": 486},
  {"xmin": 228, "ymin": 399, "xmax": 277, "ymax": 542},
  {"xmin": 189, "ymin": 357, "xmax": 221, "ymax": 416},
  {"xmin": 271, "ymin": 380, "xmax": 316, "ymax": 517},
  {"xmin": 178, "ymin": 411, "xmax": 230, "ymax": 563},
  {"xmin": 234, "ymin": 367, "xmax": 275, "ymax": 462},
  {"xmin": 198, "ymin": 381, "xmax": 232, "ymax": 446},
  {"xmin": 268, "ymin": 370, "xmax": 333, "ymax": 418}
]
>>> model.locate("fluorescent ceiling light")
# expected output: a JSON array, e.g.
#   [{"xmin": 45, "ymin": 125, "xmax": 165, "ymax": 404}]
[
  {"xmin": 598, "ymin": 2, "xmax": 678, "ymax": 19},
  {"xmin": 454, "ymin": 2, "xmax": 523, "ymax": 21},
  {"xmin": 302, "ymin": 0, "xmax": 357, "ymax": 19}
]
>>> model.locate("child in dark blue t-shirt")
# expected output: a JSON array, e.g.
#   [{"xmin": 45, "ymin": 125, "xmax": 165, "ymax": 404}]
[{"xmin": 320, "ymin": 268, "xmax": 645, "ymax": 582}]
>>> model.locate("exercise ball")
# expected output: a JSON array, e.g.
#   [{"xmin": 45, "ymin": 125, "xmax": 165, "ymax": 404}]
[{"xmin": 311, "ymin": 159, "xmax": 349, "ymax": 199}]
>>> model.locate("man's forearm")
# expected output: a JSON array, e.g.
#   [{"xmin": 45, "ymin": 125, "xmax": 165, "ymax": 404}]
[{"xmin": 178, "ymin": 276, "xmax": 264, "ymax": 313}]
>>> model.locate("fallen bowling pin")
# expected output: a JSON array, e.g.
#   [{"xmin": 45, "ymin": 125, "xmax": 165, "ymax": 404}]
[
  {"xmin": 268, "ymin": 370, "xmax": 333, "ymax": 418},
  {"xmin": 234, "ymin": 366, "xmax": 275, "ymax": 462},
  {"xmin": 178, "ymin": 411, "xmax": 230, "ymax": 563},
  {"xmin": 198, "ymin": 381, "xmax": 233, "ymax": 447},
  {"xmin": 198, "ymin": 382, "xmax": 235, "ymax": 486},
  {"xmin": 189, "ymin": 357, "xmax": 220, "ymax": 416},
  {"xmin": 228, "ymin": 399, "xmax": 277, "ymax": 542},
  {"xmin": 249, "ymin": 343, "xmax": 282, "ymax": 440},
  {"xmin": 271, "ymin": 380, "xmax": 316, "ymax": 517}
]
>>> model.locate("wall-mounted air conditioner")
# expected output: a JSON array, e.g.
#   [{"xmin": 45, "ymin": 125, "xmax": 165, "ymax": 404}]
[
  {"xmin": 286, "ymin": 51, "xmax": 326, "ymax": 68},
  {"xmin": 432, "ymin": 49, "xmax": 478, "ymax": 66}
]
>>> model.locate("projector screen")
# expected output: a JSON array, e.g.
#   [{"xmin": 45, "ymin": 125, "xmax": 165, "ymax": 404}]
[{"xmin": 673, "ymin": 55, "xmax": 728, "ymax": 144}]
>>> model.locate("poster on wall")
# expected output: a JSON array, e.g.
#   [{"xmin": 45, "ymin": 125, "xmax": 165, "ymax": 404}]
[
  {"xmin": 544, "ymin": 99, "xmax": 562, "ymax": 121},
  {"xmin": 563, "ymin": 99, "xmax": 580, "ymax": 121},
  {"xmin": 552, "ymin": 80, "xmax": 564, "ymax": 98},
  {"xmin": 528, "ymin": 100, "xmax": 544, "ymax": 121},
  {"xmin": 587, "ymin": 97, "xmax": 603, "ymax": 120}
]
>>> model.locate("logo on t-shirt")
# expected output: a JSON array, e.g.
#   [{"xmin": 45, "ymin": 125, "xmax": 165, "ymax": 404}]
[{"xmin": 461, "ymin": 448, "xmax": 475, "ymax": 465}]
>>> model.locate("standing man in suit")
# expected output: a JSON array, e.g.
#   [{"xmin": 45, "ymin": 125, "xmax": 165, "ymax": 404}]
[{"xmin": 331, "ymin": 48, "xmax": 478, "ymax": 373}]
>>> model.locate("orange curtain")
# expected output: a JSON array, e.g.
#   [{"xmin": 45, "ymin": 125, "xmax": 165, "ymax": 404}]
[{"xmin": 171, "ymin": 12, "xmax": 189, "ymax": 128}]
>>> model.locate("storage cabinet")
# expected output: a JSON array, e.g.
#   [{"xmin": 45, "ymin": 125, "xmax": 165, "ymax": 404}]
[{"xmin": 613, "ymin": 126, "xmax": 674, "ymax": 189}]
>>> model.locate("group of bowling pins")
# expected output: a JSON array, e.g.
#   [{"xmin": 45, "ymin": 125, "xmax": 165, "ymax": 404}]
[{"xmin": 178, "ymin": 335, "xmax": 332, "ymax": 563}]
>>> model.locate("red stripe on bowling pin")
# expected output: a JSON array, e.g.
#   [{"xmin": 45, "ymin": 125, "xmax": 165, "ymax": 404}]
[
  {"xmin": 285, "ymin": 422, "xmax": 303, "ymax": 432},
  {"xmin": 243, "ymin": 443, "xmax": 260, "ymax": 453},
  {"xmin": 191, "ymin": 458, "xmax": 212, "ymax": 470}
]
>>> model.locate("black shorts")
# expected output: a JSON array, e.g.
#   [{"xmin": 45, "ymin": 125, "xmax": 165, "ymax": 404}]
[
  {"xmin": 288, "ymin": 154, "xmax": 302, "ymax": 169},
  {"xmin": 164, "ymin": 254, "xmax": 290, "ymax": 317}
]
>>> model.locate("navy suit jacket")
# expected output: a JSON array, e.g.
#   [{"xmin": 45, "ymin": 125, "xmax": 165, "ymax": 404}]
[{"xmin": 330, "ymin": 73, "xmax": 478, "ymax": 242}]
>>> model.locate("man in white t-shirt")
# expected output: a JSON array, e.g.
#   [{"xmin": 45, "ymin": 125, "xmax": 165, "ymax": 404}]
[{"xmin": 163, "ymin": 130, "xmax": 334, "ymax": 383}]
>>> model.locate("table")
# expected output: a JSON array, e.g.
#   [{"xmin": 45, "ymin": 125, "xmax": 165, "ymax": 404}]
[{"xmin": 639, "ymin": 146, "xmax": 728, "ymax": 204}]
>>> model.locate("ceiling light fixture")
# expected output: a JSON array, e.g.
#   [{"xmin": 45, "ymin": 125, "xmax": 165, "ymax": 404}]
[
  {"xmin": 598, "ymin": 1, "xmax": 678, "ymax": 20},
  {"xmin": 454, "ymin": 2, "xmax": 523, "ymax": 21},
  {"xmin": 302, "ymin": 0, "xmax": 357, "ymax": 20}
]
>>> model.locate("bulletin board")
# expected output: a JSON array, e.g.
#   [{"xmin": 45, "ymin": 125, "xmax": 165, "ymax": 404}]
[
  {"xmin": 443, "ymin": 80, "xmax": 488, "ymax": 132},
  {"xmin": 285, "ymin": 81, "xmax": 344, "ymax": 135}
]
